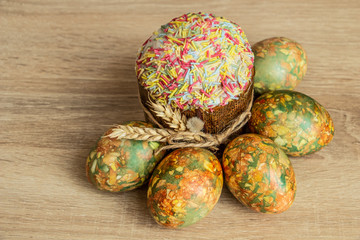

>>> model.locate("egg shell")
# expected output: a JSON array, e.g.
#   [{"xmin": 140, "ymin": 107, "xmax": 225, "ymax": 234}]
[
  {"xmin": 86, "ymin": 121, "xmax": 165, "ymax": 192},
  {"xmin": 222, "ymin": 133, "xmax": 296, "ymax": 214},
  {"xmin": 253, "ymin": 37, "xmax": 307, "ymax": 94},
  {"xmin": 249, "ymin": 90, "xmax": 334, "ymax": 156},
  {"xmin": 147, "ymin": 147, "xmax": 223, "ymax": 229}
]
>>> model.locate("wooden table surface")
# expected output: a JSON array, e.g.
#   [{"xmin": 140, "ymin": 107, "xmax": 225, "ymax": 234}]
[{"xmin": 1, "ymin": 0, "xmax": 359, "ymax": 239}]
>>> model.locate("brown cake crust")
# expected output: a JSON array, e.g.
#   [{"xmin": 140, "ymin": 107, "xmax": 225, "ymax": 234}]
[{"xmin": 138, "ymin": 70, "xmax": 254, "ymax": 134}]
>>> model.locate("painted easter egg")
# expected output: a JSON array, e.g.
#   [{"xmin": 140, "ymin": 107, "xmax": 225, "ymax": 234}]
[
  {"xmin": 147, "ymin": 148, "xmax": 223, "ymax": 228},
  {"xmin": 86, "ymin": 121, "xmax": 165, "ymax": 192},
  {"xmin": 249, "ymin": 90, "xmax": 334, "ymax": 156},
  {"xmin": 222, "ymin": 133, "xmax": 296, "ymax": 214},
  {"xmin": 253, "ymin": 37, "xmax": 307, "ymax": 94}
]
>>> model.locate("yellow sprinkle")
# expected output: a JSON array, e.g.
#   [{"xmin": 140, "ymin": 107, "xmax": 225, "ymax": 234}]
[
  {"xmin": 198, "ymin": 54, "xmax": 205, "ymax": 62},
  {"xmin": 193, "ymin": 64, "xmax": 203, "ymax": 79},
  {"xmin": 162, "ymin": 74, "xmax": 170, "ymax": 82},
  {"xmin": 157, "ymin": 83, "xmax": 163, "ymax": 90},
  {"xmin": 168, "ymin": 36, "xmax": 182, "ymax": 44},
  {"xmin": 176, "ymin": 47, "xmax": 181, "ymax": 58},
  {"xmin": 170, "ymin": 69, "xmax": 177, "ymax": 78},
  {"xmin": 146, "ymin": 53, "xmax": 156, "ymax": 58},
  {"xmin": 169, "ymin": 89, "xmax": 176, "ymax": 98},
  {"xmin": 191, "ymin": 41, "xmax": 197, "ymax": 51},
  {"xmin": 178, "ymin": 82, "xmax": 188, "ymax": 93},
  {"xmin": 227, "ymin": 72, "xmax": 235, "ymax": 81}
]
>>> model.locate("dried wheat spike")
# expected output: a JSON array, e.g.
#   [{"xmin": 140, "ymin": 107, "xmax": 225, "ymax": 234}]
[{"xmin": 148, "ymin": 100, "xmax": 187, "ymax": 131}]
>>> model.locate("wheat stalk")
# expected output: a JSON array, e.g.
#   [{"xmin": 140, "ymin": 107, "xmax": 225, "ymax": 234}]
[
  {"xmin": 107, "ymin": 125, "xmax": 170, "ymax": 142},
  {"xmin": 148, "ymin": 100, "xmax": 187, "ymax": 131},
  {"xmin": 107, "ymin": 125, "xmax": 209, "ymax": 143}
]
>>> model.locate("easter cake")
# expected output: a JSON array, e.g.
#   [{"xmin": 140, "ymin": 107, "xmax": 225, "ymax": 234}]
[{"xmin": 135, "ymin": 12, "xmax": 254, "ymax": 133}]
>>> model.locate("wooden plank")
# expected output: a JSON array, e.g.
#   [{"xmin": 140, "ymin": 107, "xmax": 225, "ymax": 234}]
[{"xmin": 1, "ymin": 1, "xmax": 359, "ymax": 239}]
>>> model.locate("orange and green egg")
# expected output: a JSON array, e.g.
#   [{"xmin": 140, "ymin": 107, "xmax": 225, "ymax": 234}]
[
  {"xmin": 222, "ymin": 133, "xmax": 296, "ymax": 214},
  {"xmin": 147, "ymin": 148, "xmax": 223, "ymax": 228},
  {"xmin": 249, "ymin": 90, "xmax": 334, "ymax": 156}
]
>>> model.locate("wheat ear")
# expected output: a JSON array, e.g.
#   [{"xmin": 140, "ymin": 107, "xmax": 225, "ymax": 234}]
[{"xmin": 148, "ymin": 100, "xmax": 187, "ymax": 131}]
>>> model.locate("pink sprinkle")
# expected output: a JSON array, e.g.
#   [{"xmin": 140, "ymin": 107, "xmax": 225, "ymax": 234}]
[
  {"xmin": 222, "ymin": 95, "xmax": 230, "ymax": 106},
  {"xmin": 161, "ymin": 75, "xmax": 169, "ymax": 84},
  {"xmin": 142, "ymin": 38, "xmax": 150, "ymax": 46},
  {"xmin": 232, "ymin": 83, "xmax": 238, "ymax": 90},
  {"xmin": 175, "ymin": 100, "xmax": 184, "ymax": 109},
  {"xmin": 228, "ymin": 82, "xmax": 234, "ymax": 93},
  {"xmin": 175, "ymin": 72, "xmax": 184, "ymax": 82},
  {"xmin": 159, "ymin": 81, "xmax": 166, "ymax": 89},
  {"xmin": 184, "ymin": 41, "xmax": 189, "ymax": 53},
  {"xmin": 189, "ymin": 79, "xmax": 199, "ymax": 90},
  {"xmin": 168, "ymin": 84, "xmax": 176, "ymax": 90},
  {"xmin": 200, "ymin": 89, "xmax": 211, "ymax": 98},
  {"xmin": 175, "ymin": 67, "xmax": 180, "ymax": 74},
  {"xmin": 243, "ymin": 81, "xmax": 249, "ymax": 89},
  {"xmin": 221, "ymin": 78, "xmax": 229, "ymax": 93}
]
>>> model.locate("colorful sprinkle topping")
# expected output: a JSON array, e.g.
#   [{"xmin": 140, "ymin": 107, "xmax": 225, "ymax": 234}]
[{"xmin": 136, "ymin": 12, "xmax": 254, "ymax": 111}]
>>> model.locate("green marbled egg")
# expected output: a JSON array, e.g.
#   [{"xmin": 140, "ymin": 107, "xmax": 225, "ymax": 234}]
[
  {"xmin": 86, "ymin": 121, "xmax": 165, "ymax": 192},
  {"xmin": 249, "ymin": 90, "xmax": 334, "ymax": 156},
  {"xmin": 253, "ymin": 37, "xmax": 307, "ymax": 94},
  {"xmin": 222, "ymin": 134, "xmax": 296, "ymax": 213},
  {"xmin": 147, "ymin": 148, "xmax": 223, "ymax": 228}
]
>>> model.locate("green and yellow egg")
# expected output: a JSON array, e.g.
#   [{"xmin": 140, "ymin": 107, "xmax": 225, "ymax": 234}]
[
  {"xmin": 249, "ymin": 90, "xmax": 334, "ymax": 156},
  {"xmin": 86, "ymin": 121, "xmax": 165, "ymax": 192},
  {"xmin": 222, "ymin": 133, "xmax": 296, "ymax": 214},
  {"xmin": 253, "ymin": 37, "xmax": 307, "ymax": 94}
]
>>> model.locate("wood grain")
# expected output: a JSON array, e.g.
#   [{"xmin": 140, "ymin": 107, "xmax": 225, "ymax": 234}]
[{"xmin": 1, "ymin": 0, "xmax": 359, "ymax": 239}]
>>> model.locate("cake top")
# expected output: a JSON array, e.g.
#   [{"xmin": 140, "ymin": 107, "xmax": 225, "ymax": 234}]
[{"xmin": 136, "ymin": 12, "xmax": 254, "ymax": 112}]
